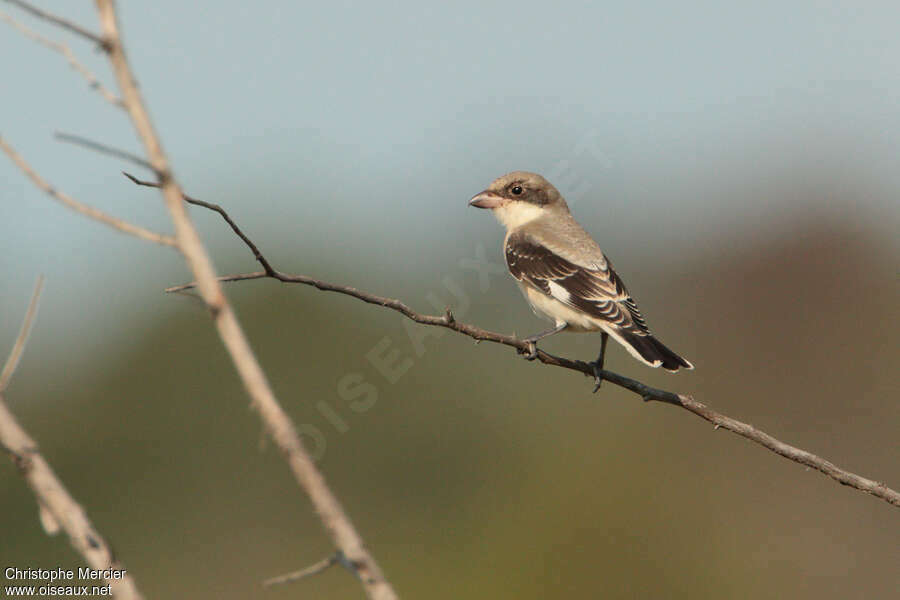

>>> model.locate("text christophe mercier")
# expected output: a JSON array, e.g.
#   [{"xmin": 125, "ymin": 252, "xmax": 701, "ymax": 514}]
[
  {"xmin": 6, "ymin": 568, "xmax": 126, "ymax": 582},
  {"xmin": 5, "ymin": 567, "xmax": 127, "ymax": 591}
]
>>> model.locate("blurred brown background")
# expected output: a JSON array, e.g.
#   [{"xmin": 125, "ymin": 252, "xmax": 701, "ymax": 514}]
[{"xmin": 1, "ymin": 2, "xmax": 898, "ymax": 599}]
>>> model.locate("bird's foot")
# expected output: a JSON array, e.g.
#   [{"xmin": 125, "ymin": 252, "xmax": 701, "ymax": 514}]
[
  {"xmin": 519, "ymin": 340, "xmax": 539, "ymax": 361},
  {"xmin": 590, "ymin": 361, "xmax": 604, "ymax": 393}
]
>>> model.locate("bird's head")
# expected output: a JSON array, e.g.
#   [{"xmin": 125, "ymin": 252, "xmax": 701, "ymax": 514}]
[{"xmin": 469, "ymin": 171, "xmax": 568, "ymax": 229}]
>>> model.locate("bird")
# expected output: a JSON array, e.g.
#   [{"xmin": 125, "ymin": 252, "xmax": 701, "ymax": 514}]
[{"xmin": 469, "ymin": 171, "xmax": 692, "ymax": 390}]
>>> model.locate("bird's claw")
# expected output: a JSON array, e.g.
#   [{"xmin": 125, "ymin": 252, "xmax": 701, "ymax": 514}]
[
  {"xmin": 591, "ymin": 361, "xmax": 604, "ymax": 393},
  {"xmin": 521, "ymin": 341, "xmax": 538, "ymax": 361}
]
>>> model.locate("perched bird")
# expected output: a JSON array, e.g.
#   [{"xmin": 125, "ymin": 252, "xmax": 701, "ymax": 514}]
[{"xmin": 469, "ymin": 171, "xmax": 692, "ymax": 388}]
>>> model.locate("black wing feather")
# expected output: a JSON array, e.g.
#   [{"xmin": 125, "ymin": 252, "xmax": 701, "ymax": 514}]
[{"xmin": 505, "ymin": 231, "xmax": 651, "ymax": 335}]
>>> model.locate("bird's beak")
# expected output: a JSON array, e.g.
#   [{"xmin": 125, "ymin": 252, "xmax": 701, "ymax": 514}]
[{"xmin": 469, "ymin": 190, "xmax": 504, "ymax": 209}]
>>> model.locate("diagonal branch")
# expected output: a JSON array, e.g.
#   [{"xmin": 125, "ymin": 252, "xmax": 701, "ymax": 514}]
[
  {"xmin": 0, "ymin": 136, "xmax": 177, "ymax": 247},
  {"xmin": 2, "ymin": 0, "xmax": 107, "ymax": 47},
  {"xmin": 55, "ymin": 132, "xmax": 150, "ymax": 169},
  {"xmin": 0, "ymin": 278, "xmax": 144, "ymax": 600},
  {"xmin": 263, "ymin": 551, "xmax": 345, "ymax": 588},
  {"xmin": 0, "ymin": 10, "xmax": 122, "ymax": 106},
  {"xmin": 123, "ymin": 174, "xmax": 900, "ymax": 509},
  {"xmin": 94, "ymin": 2, "xmax": 399, "ymax": 599},
  {"xmin": 0, "ymin": 276, "xmax": 43, "ymax": 392}
]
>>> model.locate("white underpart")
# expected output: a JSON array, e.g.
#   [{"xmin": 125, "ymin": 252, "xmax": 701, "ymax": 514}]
[
  {"xmin": 519, "ymin": 283, "xmax": 664, "ymax": 368},
  {"xmin": 492, "ymin": 202, "xmax": 544, "ymax": 229},
  {"xmin": 520, "ymin": 283, "xmax": 598, "ymax": 331}
]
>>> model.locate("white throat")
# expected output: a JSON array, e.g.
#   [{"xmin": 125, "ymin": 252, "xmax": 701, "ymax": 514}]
[{"xmin": 492, "ymin": 202, "xmax": 545, "ymax": 230}]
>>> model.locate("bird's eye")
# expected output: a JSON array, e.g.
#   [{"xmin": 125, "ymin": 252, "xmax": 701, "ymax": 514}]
[{"xmin": 511, "ymin": 185, "xmax": 524, "ymax": 196}]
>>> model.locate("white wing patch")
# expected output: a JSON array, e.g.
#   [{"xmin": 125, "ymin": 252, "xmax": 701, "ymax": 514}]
[{"xmin": 546, "ymin": 280, "xmax": 571, "ymax": 303}]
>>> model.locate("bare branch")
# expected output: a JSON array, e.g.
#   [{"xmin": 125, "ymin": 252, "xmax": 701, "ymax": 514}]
[
  {"xmin": 2, "ymin": 0, "xmax": 107, "ymax": 47},
  {"xmin": 263, "ymin": 551, "xmax": 343, "ymax": 588},
  {"xmin": 0, "ymin": 280, "xmax": 143, "ymax": 599},
  {"xmin": 55, "ymin": 132, "xmax": 151, "ymax": 169},
  {"xmin": 0, "ymin": 10, "xmax": 122, "ymax": 106},
  {"xmin": 165, "ymin": 271, "xmax": 268, "ymax": 292},
  {"xmin": 0, "ymin": 135, "xmax": 177, "ymax": 247},
  {"xmin": 144, "ymin": 180, "xmax": 900, "ymax": 509},
  {"xmin": 123, "ymin": 173, "xmax": 277, "ymax": 274},
  {"xmin": 94, "ymin": 2, "xmax": 399, "ymax": 598},
  {"xmin": 0, "ymin": 276, "xmax": 44, "ymax": 392}
]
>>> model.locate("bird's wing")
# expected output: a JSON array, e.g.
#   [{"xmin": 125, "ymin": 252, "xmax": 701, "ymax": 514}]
[{"xmin": 505, "ymin": 230, "xmax": 651, "ymax": 335}]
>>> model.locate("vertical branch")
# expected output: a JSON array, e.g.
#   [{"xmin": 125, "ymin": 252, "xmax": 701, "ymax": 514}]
[
  {"xmin": 92, "ymin": 2, "xmax": 397, "ymax": 597},
  {"xmin": 0, "ymin": 279, "xmax": 143, "ymax": 600}
]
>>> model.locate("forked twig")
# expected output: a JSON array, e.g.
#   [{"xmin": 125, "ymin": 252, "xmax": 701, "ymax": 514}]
[{"xmin": 0, "ymin": 11, "xmax": 122, "ymax": 106}]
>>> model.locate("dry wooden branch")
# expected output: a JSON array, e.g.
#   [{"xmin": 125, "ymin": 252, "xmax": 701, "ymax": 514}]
[
  {"xmin": 123, "ymin": 173, "xmax": 900, "ymax": 509},
  {"xmin": 0, "ymin": 278, "xmax": 144, "ymax": 600},
  {"xmin": 263, "ymin": 551, "xmax": 347, "ymax": 588},
  {"xmin": 2, "ymin": 0, "xmax": 107, "ymax": 47},
  {"xmin": 92, "ymin": 1, "xmax": 398, "ymax": 598},
  {"xmin": 55, "ymin": 132, "xmax": 150, "ymax": 169},
  {"xmin": 0, "ymin": 277, "xmax": 43, "ymax": 393},
  {"xmin": 0, "ymin": 10, "xmax": 122, "ymax": 106},
  {"xmin": 0, "ymin": 136, "xmax": 177, "ymax": 247}
]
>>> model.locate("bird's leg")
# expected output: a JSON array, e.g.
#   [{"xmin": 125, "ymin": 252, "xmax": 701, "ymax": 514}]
[
  {"xmin": 591, "ymin": 332, "xmax": 609, "ymax": 392},
  {"xmin": 521, "ymin": 323, "xmax": 567, "ymax": 360}
]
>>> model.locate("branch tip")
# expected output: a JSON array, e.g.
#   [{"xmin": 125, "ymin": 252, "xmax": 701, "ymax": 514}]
[
  {"xmin": 263, "ymin": 551, "xmax": 343, "ymax": 588},
  {"xmin": 54, "ymin": 131, "xmax": 152, "ymax": 170}
]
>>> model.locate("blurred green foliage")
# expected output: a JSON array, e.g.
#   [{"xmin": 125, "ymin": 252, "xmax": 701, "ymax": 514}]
[{"xmin": 1, "ymin": 216, "xmax": 897, "ymax": 599}]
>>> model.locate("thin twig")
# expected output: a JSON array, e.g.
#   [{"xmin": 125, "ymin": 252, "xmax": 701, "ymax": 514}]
[
  {"xmin": 2, "ymin": 0, "xmax": 107, "ymax": 47},
  {"xmin": 166, "ymin": 271, "xmax": 268, "ymax": 291},
  {"xmin": 0, "ymin": 276, "xmax": 44, "ymax": 393},
  {"xmin": 263, "ymin": 552, "xmax": 342, "ymax": 588},
  {"xmin": 55, "ymin": 132, "xmax": 151, "ymax": 169},
  {"xmin": 124, "ymin": 173, "xmax": 276, "ymax": 274},
  {"xmin": 94, "ymin": 2, "xmax": 399, "ymax": 598},
  {"xmin": 144, "ymin": 180, "xmax": 900, "ymax": 509},
  {"xmin": 0, "ymin": 10, "xmax": 122, "ymax": 106},
  {"xmin": 0, "ymin": 279, "xmax": 143, "ymax": 600},
  {"xmin": 0, "ymin": 135, "xmax": 177, "ymax": 247}
]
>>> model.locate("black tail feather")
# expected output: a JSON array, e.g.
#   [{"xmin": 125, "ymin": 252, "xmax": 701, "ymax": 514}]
[{"xmin": 622, "ymin": 332, "xmax": 693, "ymax": 372}]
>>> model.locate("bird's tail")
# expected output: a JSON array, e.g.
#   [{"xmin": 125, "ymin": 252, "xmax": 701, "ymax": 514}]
[{"xmin": 619, "ymin": 331, "xmax": 694, "ymax": 372}]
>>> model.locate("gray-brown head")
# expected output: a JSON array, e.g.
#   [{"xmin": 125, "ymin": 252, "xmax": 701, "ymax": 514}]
[{"xmin": 469, "ymin": 171, "xmax": 569, "ymax": 229}]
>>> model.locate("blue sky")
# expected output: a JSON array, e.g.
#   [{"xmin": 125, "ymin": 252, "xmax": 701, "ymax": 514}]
[{"xmin": 2, "ymin": 0, "xmax": 898, "ymax": 360}]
